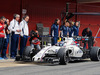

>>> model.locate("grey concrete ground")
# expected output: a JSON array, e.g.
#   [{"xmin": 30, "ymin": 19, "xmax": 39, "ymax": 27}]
[{"xmin": 0, "ymin": 59, "xmax": 100, "ymax": 75}]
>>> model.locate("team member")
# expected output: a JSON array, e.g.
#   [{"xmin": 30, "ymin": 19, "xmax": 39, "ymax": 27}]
[
  {"xmin": 82, "ymin": 28, "xmax": 92, "ymax": 37},
  {"xmin": 51, "ymin": 18, "xmax": 60, "ymax": 45},
  {"xmin": 59, "ymin": 21, "xmax": 70, "ymax": 37},
  {"xmin": 8, "ymin": 14, "xmax": 21, "ymax": 58},
  {"xmin": 20, "ymin": 15, "xmax": 29, "ymax": 56},
  {"xmin": 0, "ymin": 16, "xmax": 7, "ymax": 59},
  {"xmin": 73, "ymin": 21, "xmax": 79, "ymax": 36},
  {"xmin": 68, "ymin": 21, "xmax": 74, "ymax": 37},
  {"xmin": 82, "ymin": 28, "xmax": 93, "ymax": 49},
  {"xmin": 2, "ymin": 19, "xmax": 10, "ymax": 59}
]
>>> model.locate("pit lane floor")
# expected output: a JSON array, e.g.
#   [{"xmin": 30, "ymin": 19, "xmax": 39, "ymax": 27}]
[{"xmin": 0, "ymin": 59, "xmax": 100, "ymax": 75}]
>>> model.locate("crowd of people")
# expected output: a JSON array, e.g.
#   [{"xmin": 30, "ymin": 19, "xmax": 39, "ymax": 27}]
[
  {"xmin": 51, "ymin": 18, "xmax": 93, "ymax": 48},
  {"xmin": 0, "ymin": 15, "xmax": 93, "ymax": 60},
  {"xmin": 51, "ymin": 18, "xmax": 80, "ymax": 45},
  {"xmin": 0, "ymin": 14, "xmax": 29, "ymax": 59}
]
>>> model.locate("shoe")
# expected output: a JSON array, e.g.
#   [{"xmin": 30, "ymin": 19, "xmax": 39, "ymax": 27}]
[
  {"xmin": 0, "ymin": 57, "xmax": 4, "ymax": 60},
  {"xmin": 10, "ymin": 56, "xmax": 15, "ymax": 59},
  {"xmin": 3, "ymin": 57, "xmax": 8, "ymax": 60}
]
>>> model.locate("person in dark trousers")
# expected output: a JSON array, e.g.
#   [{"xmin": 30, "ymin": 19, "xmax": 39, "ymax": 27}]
[
  {"xmin": 0, "ymin": 16, "xmax": 7, "ymax": 60},
  {"xmin": 2, "ymin": 19, "xmax": 10, "ymax": 59},
  {"xmin": 82, "ymin": 28, "xmax": 93, "ymax": 49},
  {"xmin": 73, "ymin": 21, "xmax": 79, "ymax": 36},
  {"xmin": 51, "ymin": 18, "xmax": 60, "ymax": 45},
  {"xmin": 20, "ymin": 15, "xmax": 29, "ymax": 57},
  {"xmin": 8, "ymin": 14, "xmax": 21, "ymax": 59},
  {"xmin": 59, "ymin": 21, "xmax": 70, "ymax": 38}
]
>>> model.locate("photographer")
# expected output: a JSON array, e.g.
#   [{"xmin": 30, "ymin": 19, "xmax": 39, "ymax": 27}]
[
  {"xmin": 2, "ymin": 19, "xmax": 10, "ymax": 59},
  {"xmin": 29, "ymin": 30, "xmax": 41, "ymax": 50},
  {"xmin": 0, "ymin": 16, "xmax": 7, "ymax": 59}
]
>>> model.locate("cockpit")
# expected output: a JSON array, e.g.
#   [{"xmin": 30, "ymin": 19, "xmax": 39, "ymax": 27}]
[{"xmin": 56, "ymin": 41, "xmax": 65, "ymax": 47}]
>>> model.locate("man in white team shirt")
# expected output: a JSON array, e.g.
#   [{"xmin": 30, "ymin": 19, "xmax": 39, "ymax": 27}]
[
  {"xmin": 20, "ymin": 15, "xmax": 29, "ymax": 57},
  {"xmin": 8, "ymin": 14, "xmax": 21, "ymax": 58}
]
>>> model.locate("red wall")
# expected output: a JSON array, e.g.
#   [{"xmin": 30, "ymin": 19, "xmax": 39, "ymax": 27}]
[{"xmin": 0, "ymin": 0, "xmax": 21, "ymax": 21}]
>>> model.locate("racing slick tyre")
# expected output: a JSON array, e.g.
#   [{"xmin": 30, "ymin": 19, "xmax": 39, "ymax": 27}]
[
  {"xmin": 90, "ymin": 47, "xmax": 100, "ymax": 61},
  {"xmin": 57, "ymin": 48, "xmax": 69, "ymax": 65},
  {"xmin": 22, "ymin": 46, "xmax": 33, "ymax": 61}
]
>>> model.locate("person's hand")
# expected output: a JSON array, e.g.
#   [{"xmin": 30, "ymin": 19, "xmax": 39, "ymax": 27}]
[
  {"xmin": 32, "ymin": 34, "xmax": 34, "ymax": 36},
  {"xmin": 16, "ymin": 30, "xmax": 21, "ymax": 32},
  {"xmin": 21, "ymin": 36, "xmax": 23, "ymax": 37},
  {"xmin": 3, "ymin": 25, "xmax": 7, "ymax": 28},
  {"xmin": 7, "ymin": 30, "xmax": 10, "ymax": 34}
]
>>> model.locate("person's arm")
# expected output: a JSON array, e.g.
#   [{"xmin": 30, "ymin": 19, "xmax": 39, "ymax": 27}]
[
  {"xmin": 29, "ymin": 36, "xmax": 33, "ymax": 45},
  {"xmin": 59, "ymin": 30, "xmax": 61, "ymax": 37},
  {"xmin": 59, "ymin": 25, "xmax": 63, "ymax": 37},
  {"xmin": 77, "ymin": 27, "xmax": 79, "ymax": 36},
  {"xmin": 72, "ymin": 26, "xmax": 75, "ymax": 36},
  {"xmin": 73, "ymin": 26, "xmax": 79, "ymax": 36},
  {"xmin": 0, "ymin": 25, "xmax": 6, "ymax": 32},
  {"xmin": 20, "ymin": 21, "xmax": 24, "ymax": 36},
  {"xmin": 8, "ymin": 21, "xmax": 21, "ymax": 32},
  {"xmin": 70, "ymin": 27, "xmax": 74, "ymax": 37},
  {"xmin": 8, "ymin": 21, "xmax": 16, "ymax": 32},
  {"xmin": 37, "ymin": 35, "xmax": 41, "ymax": 40},
  {"xmin": 6, "ymin": 29, "xmax": 10, "ymax": 34},
  {"xmin": 36, "ymin": 31, "xmax": 41, "ymax": 40},
  {"xmin": 82, "ymin": 29, "xmax": 87, "ymax": 36},
  {"xmin": 29, "ymin": 36, "xmax": 33, "ymax": 42},
  {"xmin": 88, "ymin": 31, "xmax": 92, "ymax": 37},
  {"xmin": 50, "ymin": 25, "xmax": 54, "ymax": 37},
  {"xmin": 82, "ymin": 30, "xmax": 84, "ymax": 36},
  {"xmin": 67, "ymin": 27, "xmax": 70, "ymax": 37},
  {"xmin": 0, "ymin": 26, "xmax": 4, "ymax": 32}
]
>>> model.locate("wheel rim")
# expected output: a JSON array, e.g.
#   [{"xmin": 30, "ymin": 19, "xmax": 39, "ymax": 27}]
[
  {"xmin": 97, "ymin": 49, "xmax": 100, "ymax": 60},
  {"xmin": 64, "ymin": 54, "xmax": 67, "ymax": 62},
  {"xmin": 64, "ymin": 54, "xmax": 69, "ymax": 63}
]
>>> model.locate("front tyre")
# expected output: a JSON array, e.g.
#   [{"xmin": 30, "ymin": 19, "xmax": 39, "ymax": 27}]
[
  {"xmin": 57, "ymin": 48, "xmax": 69, "ymax": 65},
  {"xmin": 22, "ymin": 46, "xmax": 33, "ymax": 61}
]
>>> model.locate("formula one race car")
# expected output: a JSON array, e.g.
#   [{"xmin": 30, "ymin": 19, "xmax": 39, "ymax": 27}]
[{"xmin": 16, "ymin": 36, "xmax": 100, "ymax": 65}]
